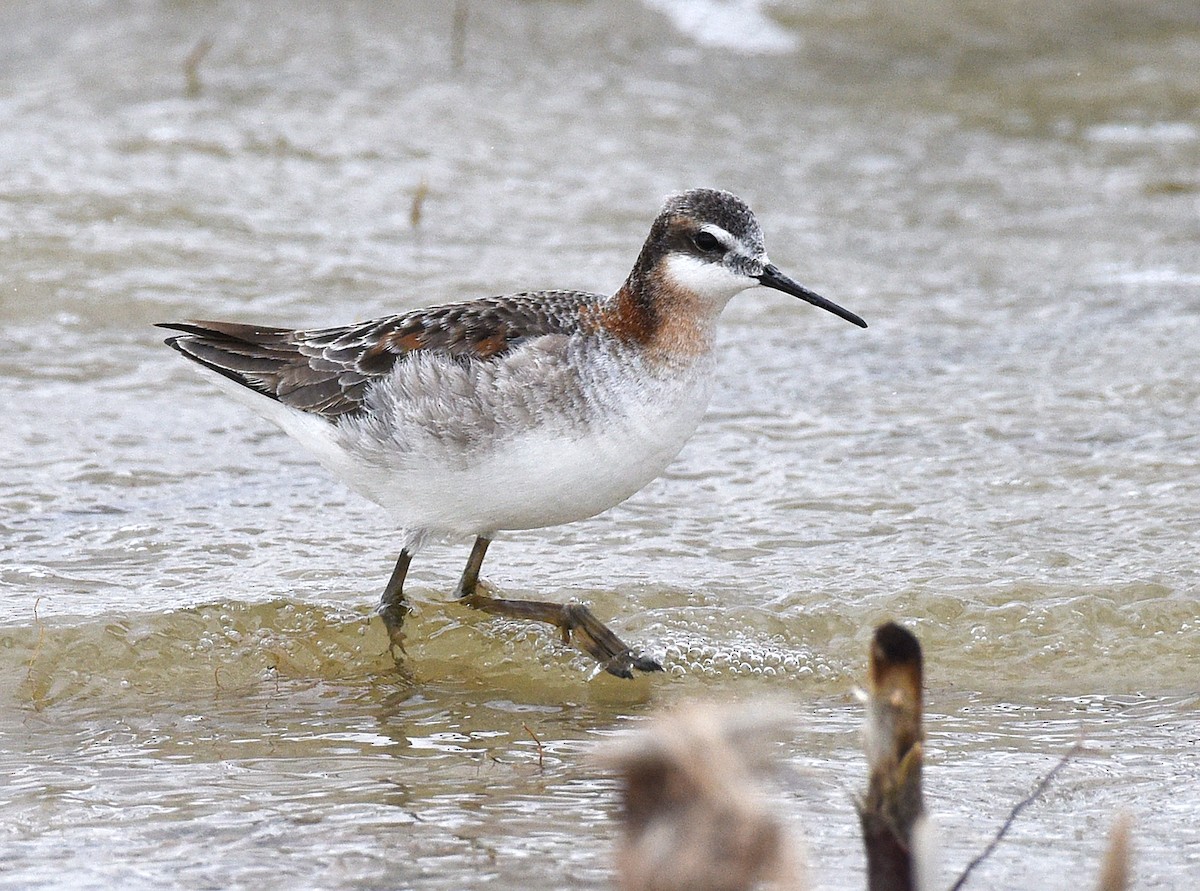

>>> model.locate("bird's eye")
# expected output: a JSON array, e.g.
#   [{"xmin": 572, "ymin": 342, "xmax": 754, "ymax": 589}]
[{"xmin": 693, "ymin": 231, "xmax": 722, "ymax": 253}]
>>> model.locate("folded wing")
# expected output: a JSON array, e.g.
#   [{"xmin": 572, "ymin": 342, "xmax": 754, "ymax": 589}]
[{"xmin": 157, "ymin": 291, "xmax": 593, "ymax": 420}]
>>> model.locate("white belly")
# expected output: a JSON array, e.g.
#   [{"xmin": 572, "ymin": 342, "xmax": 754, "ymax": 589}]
[
  {"xmin": 386, "ymin": 388, "xmax": 709, "ymax": 533},
  {"xmin": 337, "ymin": 366, "xmax": 711, "ymax": 534}
]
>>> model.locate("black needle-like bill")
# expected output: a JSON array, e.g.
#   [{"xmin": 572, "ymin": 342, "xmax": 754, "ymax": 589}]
[{"xmin": 757, "ymin": 264, "xmax": 867, "ymax": 329}]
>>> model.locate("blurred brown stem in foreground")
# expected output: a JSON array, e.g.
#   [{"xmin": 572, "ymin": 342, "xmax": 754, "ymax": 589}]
[
  {"xmin": 857, "ymin": 622, "xmax": 927, "ymax": 891},
  {"xmin": 1096, "ymin": 816, "xmax": 1132, "ymax": 891},
  {"xmin": 602, "ymin": 704, "xmax": 805, "ymax": 891}
]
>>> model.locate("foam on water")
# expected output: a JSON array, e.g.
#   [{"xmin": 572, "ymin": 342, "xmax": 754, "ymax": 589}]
[{"xmin": 642, "ymin": 0, "xmax": 798, "ymax": 54}]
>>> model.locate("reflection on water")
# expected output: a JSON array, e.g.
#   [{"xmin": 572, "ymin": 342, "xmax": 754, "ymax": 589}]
[{"xmin": 2, "ymin": 0, "xmax": 1198, "ymax": 887}]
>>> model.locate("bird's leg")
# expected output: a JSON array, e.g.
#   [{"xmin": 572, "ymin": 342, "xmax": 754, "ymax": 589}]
[
  {"xmin": 454, "ymin": 536, "xmax": 662, "ymax": 679},
  {"xmin": 378, "ymin": 549, "xmax": 412, "ymax": 655},
  {"xmin": 454, "ymin": 535, "xmax": 491, "ymax": 600}
]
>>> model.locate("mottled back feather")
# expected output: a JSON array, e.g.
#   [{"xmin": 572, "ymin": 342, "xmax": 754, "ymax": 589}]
[{"xmin": 158, "ymin": 290, "xmax": 600, "ymax": 420}]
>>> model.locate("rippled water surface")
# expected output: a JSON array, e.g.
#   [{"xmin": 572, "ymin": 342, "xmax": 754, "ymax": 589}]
[{"xmin": 2, "ymin": 1, "xmax": 1198, "ymax": 888}]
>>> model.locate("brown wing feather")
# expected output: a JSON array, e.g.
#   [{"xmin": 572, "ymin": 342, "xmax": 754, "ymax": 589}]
[{"xmin": 157, "ymin": 291, "xmax": 597, "ymax": 420}]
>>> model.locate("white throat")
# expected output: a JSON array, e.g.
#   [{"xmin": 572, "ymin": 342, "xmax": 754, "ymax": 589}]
[{"xmin": 662, "ymin": 253, "xmax": 759, "ymax": 307}]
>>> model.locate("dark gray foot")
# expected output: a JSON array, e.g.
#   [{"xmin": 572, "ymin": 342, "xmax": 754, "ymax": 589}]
[
  {"xmin": 379, "ymin": 598, "xmax": 408, "ymax": 656},
  {"xmin": 454, "ymin": 535, "xmax": 661, "ymax": 679},
  {"xmin": 461, "ymin": 592, "xmax": 662, "ymax": 679}
]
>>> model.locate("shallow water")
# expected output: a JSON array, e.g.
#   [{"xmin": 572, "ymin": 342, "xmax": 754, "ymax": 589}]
[{"xmin": 2, "ymin": 0, "xmax": 1198, "ymax": 887}]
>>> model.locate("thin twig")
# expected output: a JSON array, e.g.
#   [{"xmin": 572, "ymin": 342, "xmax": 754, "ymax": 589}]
[
  {"xmin": 948, "ymin": 742, "xmax": 1085, "ymax": 891},
  {"xmin": 26, "ymin": 597, "xmax": 47, "ymax": 706},
  {"xmin": 27, "ymin": 597, "xmax": 45, "ymax": 671},
  {"xmin": 523, "ymin": 722, "xmax": 544, "ymax": 770},
  {"xmin": 183, "ymin": 37, "xmax": 214, "ymax": 98},
  {"xmin": 450, "ymin": 1, "xmax": 467, "ymax": 71},
  {"xmin": 410, "ymin": 178, "xmax": 429, "ymax": 228}
]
